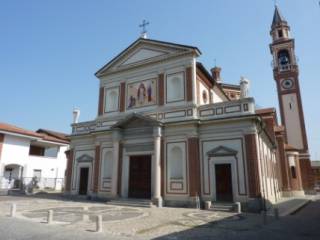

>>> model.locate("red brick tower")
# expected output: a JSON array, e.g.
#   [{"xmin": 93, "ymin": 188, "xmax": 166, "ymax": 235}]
[{"xmin": 269, "ymin": 6, "xmax": 313, "ymax": 191}]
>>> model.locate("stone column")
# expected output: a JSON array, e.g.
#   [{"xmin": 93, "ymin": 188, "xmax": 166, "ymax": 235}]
[
  {"xmin": 111, "ymin": 129, "xmax": 121, "ymax": 197},
  {"xmin": 153, "ymin": 126, "xmax": 162, "ymax": 207}
]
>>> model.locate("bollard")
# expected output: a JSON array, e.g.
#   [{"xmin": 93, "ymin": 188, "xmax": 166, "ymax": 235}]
[
  {"xmin": 10, "ymin": 203, "xmax": 16, "ymax": 217},
  {"xmin": 83, "ymin": 214, "xmax": 89, "ymax": 222},
  {"xmin": 195, "ymin": 194, "xmax": 200, "ymax": 210},
  {"xmin": 204, "ymin": 201, "xmax": 211, "ymax": 210},
  {"xmin": 261, "ymin": 210, "xmax": 267, "ymax": 225},
  {"xmin": 95, "ymin": 215, "xmax": 102, "ymax": 233},
  {"xmin": 82, "ymin": 206, "xmax": 89, "ymax": 221},
  {"xmin": 235, "ymin": 202, "xmax": 241, "ymax": 214},
  {"xmin": 274, "ymin": 207, "xmax": 279, "ymax": 220},
  {"xmin": 47, "ymin": 210, "xmax": 53, "ymax": 224}
]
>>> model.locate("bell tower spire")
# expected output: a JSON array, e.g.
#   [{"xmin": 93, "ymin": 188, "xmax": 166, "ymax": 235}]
[
  {"xmin": 270, "ymin": 5, "xmax": 291, "ymax": 42},
  {"xmin": 269, "ymin": 5, "xmax": 313, "ymax": 191}
]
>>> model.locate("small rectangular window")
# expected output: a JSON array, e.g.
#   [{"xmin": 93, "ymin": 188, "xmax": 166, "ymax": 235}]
[
  {"xmin": 29, "ymin": 145, "xmax": 45, "ymax": 156},
  {"xmin": 278, "ymin": 30, "xmax": 283, "ymax": 38}
]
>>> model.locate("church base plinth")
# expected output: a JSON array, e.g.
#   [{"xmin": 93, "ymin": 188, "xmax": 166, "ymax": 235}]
[
  {"xmin": 281, "ymin": 190, "xmax": 305, "ymax": 198},
  {"xmin": 152, "ymin": 197, "xmax": 163, "ymax": 208}
]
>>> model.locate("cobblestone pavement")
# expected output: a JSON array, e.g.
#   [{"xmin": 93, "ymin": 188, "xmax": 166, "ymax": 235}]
[
  {"xmin": 0, "ymin": 195, "xmax": 245, "ymax": 239},
  {"xmin": 1, "ymin": 195, "xmax": 318, "ymax": 240}
]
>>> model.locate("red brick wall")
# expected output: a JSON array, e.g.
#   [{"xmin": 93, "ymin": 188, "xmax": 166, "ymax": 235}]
[
  {"xmin": 64, "ymin": 149, "xmax": 74, "ymax": 192},
  {"xmin": 299, "ymin": 158, "xmax": 313, "ymax": 190},
  {"xmin": 245, "ymin": 134, "xmax": 261, "ymax": 198},
  {"xmin": 0, "ymin": 133, "xmax": 4, "ymax": 160},
  {"xmin": 120, "ymin": 82, "xmax": 126, "ymax": 112},
  {"xmin": 276, "ymin": 134, "xmax": 290, "ymax": 191},
  {"xmin": 93, "ymin": 145, "xmax": 101, "ymax": 193},
  {"xmin": 186, "ymin": 67, "xmax": 193, "ymax": 102},
  {"xmin": 188, "ymin": 137, "xmax": 201, "ymax": 197},
  {"xmin": 158, "ymin": 73, "xmax": 164, "ymax": 106},
  {"xmin": 98, "ymin": 87, "xmax": 104, "ymax": 116},
  {"xmin": 289, "ymin": 155, "xmax": 303, "ymax": 191}
]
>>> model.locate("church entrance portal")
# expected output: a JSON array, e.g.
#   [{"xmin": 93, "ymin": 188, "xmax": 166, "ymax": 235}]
[
  {"xmin": 215, "ymin": 164, "xmax": 233, "ymax": 202},
  {"xmin": 78, "ymin": 167, "xmax": 89, "ymax": 195},
  {"xmin": 129, "ymin": 155, "xmax": 151, "ymax": 199}
]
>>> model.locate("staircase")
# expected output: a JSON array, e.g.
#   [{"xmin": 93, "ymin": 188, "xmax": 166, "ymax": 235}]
[
  {"xmin": 107, "ymin": 198, "xmax": 153, "ymax": 208},
  {"xmin": 8, "ymin": 189, "xmax": 25, "ymax": 196},
  {"xmin": 210, "ymin": 202, "xmax": 235, "ymax": 212},
  {"xmin": 0, "ymin": 189, "xmax": 8, "ymax": 196}
]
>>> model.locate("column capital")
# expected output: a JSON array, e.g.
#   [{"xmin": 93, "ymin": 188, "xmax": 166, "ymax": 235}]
[
  {"xmin": 153, "ymin": 126, "xmax": 162, "ymax": 138},
  {"xmin": 112, "ymin": 128, "xmax": 122, "ymax": 142}
]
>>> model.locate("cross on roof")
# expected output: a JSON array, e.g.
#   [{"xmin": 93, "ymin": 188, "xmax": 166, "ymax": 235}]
[{"xmin": 139, "ymin": 19, "xmax": 149, "ymax": 38}]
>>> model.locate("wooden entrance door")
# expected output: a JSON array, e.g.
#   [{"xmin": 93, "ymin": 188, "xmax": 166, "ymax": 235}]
[
  {"xmin": 129, "ymin": 155, "xmax": 151, "ymax": 199},
  {"xmin": 79, "ymin": 167, "xmax": 89, "ymax": 195},
  {"xmin": 215, "ymin": 164, "xmax": 233, "ymax": 202}
]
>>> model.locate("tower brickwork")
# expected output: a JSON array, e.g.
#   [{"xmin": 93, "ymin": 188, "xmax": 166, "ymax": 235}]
[{"xmin": 270, "ymin": 6, "xmax": 313, "ymax": 191}]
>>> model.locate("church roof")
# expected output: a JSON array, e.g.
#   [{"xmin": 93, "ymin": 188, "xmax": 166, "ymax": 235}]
[
  {"xmin": 256, "ymin": 108, "xmax": 276, "ymax": 115},
  {"xmin": 272, "ymin": 5, "xmax": 287, "ymax": 28},
  {"xmin": 220, "ymin": 83, "xmax": 241, "ymax": 91},
  {"xmin": 196, "ymin": 62, "xmax": 230, "ymax": 100},
  {"xmin": 95, "ymin": 38, "xmax": 201, "ymax": 77}
]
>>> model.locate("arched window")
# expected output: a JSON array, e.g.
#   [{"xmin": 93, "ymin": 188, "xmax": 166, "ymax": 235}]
[
  {"xmin": 167, "ymin": 74, "xmax": 184, "ymax": 102},
  {"xmin": 278, "ymin": 50, "xmax": 290, "ymax": 69},
  {"xmin": 103, "ymin": 151, "xmax": 113, "ymax": 179},
  {"xmin": 290, "ymin": 166, "xmax": 296, "ymax": 179},
  {"xmin": 170, "ymin": 146, "xmax": 183, "ymax": 179},
  {"xmin": 172, "ymin": 77, "xmax": 183, "ymax": 100},
  {"xmin": 107, "ymin": 90, "xmax": 118, "ymax": 112}
]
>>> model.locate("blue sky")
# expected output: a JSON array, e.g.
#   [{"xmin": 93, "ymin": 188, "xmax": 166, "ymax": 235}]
[{"xmin": 1, "ymin": 0, "xmax": 319, "ymax": 159}]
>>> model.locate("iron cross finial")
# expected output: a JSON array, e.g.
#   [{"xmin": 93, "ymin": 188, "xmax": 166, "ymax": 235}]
[{"xmin": 139, "ymin": 20, "xmax": 150, "ymax": 38}]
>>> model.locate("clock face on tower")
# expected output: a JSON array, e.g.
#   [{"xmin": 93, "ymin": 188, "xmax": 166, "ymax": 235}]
[{"xmin": 281, "ymin": 79, "xmax": 294, "ymax": 90}]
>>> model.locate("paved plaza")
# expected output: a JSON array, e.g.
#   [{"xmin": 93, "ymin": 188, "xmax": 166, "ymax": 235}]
[{"xmin": 0, "ymin": 195, "xmax": 319, "ymax": 239}]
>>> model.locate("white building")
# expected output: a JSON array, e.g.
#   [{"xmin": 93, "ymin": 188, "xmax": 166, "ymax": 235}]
[
  {"xmin": 65, "ymin": 6, "xmax": 311, "ymax": 212},
  {"xmin": 0, "ymin": 123, "xmax": 69, "ymax": 191}
]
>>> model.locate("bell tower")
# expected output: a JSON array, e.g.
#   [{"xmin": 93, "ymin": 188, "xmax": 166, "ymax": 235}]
[{"xmin": 270, "ymin": 5, "xmax": 313, "ymax": 191}]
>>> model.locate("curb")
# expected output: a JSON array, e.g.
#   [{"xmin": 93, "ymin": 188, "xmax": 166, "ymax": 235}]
[{"xmin": 280, "ymin": 200, "xmax": 311, "ymax": 216}]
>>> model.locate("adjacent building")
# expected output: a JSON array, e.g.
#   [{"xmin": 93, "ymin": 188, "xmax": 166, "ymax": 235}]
[{"xmin": 0, "ymin": 123, "xmax": 69, "ymax": 191}]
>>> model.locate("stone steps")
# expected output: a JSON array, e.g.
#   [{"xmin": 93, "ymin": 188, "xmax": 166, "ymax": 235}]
[
  {"xmin": 107, "ymin": 198, "xmax": 153, "ymax": 208},
  {"xmin": 8, "ymin": 189, "xmax": 25, "ymax": 196},
  {"xmin": 0, "ymin": 189, "xmax": 8, "ymax": 196},
  {"xmin": 210, "ymin": 202, "xmax": 235, "ymax": 212}
]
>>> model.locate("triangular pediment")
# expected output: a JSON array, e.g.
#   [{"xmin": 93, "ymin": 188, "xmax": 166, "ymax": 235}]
[
  {"xmin": 111, "ymin": 113, "xmax": 161, "ymax": 129},
  {"xmin": 207, "ymin": 146, "xmax": 238, "ymax": 157},
  {"xmin": 76, "ymin": 154, "xmax": 93, "ymax": 162},
  {"xmin": 95, "ymin": 38, "xmax": 201, "ymax": 77},
  {"xmin": 121, "ymin": 48, "xmax": 168, "ymax": 66}
]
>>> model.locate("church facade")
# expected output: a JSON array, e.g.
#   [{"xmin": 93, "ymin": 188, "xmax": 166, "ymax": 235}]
[{"xmin": 65, "ymin": 6, "xmax": 312, "ymax": 211}]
